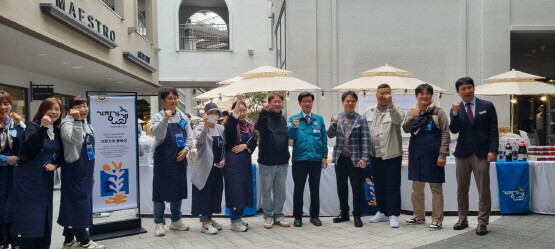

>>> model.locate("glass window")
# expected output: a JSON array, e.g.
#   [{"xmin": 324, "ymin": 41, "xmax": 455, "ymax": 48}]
[{"xmin": 275, "ymin": 3, "xmax": 286, "ymax": 69}]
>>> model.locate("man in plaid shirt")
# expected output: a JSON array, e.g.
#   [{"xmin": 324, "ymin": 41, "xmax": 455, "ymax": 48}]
[{"xmin": 327, "ymin": 91, "xmax": 370, "ymax": 228}]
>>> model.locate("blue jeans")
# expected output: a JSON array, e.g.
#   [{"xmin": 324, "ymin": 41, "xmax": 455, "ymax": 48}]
[
  {"xmin": 259, "ymin": 164, "xmax": 288, "ymax": 219},
  {"xmin": 230, "ymin": 208, "xmax": 244, "ymax": 223},
  {"xmin": 153, "ymin": 201, "xmax": 182, "ymax": 224}
]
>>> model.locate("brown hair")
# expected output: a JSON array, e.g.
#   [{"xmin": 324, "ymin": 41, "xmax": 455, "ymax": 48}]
[
  {"xmin": 67, "ymin": 95, "xmax": 88, "ymax": 110},
  {"xmin": 0, "ymin": 91, "xmax": 13, "ymax": 105},
  {"xmin": 33, "ymin": 97, "xmax": 63, "ymax": 126},
  {"xmin": 267, "ymin": 93, "xmax": 284, "ymax": 103}
]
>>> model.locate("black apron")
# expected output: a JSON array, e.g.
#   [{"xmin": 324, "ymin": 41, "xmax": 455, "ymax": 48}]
[
  {"xmin": 12, "ymin": 138, "xmax": 60, "ymax": 238},
  {"xmin": 0, "ymin": 147, "xmax": 16, "ymax": 225},
  {"xmin": 224, "ymin": 132, "xmax": 253, "ymax": 210},
  {"xmin": 57, "ymin": 133, "xmax": 95, "ymax": 229},
  {"xmin": 191, "ymin": 135, "xmax": 224, "ymax": 216},
  {"xmin": 152, "ymin": 122, "xmax": 188, "ymax": 202},
  {"xmin": 408, "ymin": 114, "xmax": 445, "ymax": 183}
]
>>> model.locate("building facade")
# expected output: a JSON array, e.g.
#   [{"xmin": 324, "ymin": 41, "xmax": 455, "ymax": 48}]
[{"xmin": 0, "ymin": 0, "xmax": 160, "ymax": 121}]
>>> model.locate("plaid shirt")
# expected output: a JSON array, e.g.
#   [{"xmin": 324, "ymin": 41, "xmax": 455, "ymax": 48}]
[{"xmin": 327, "ymin": 112, "xmax": 370, "ymax": 166}]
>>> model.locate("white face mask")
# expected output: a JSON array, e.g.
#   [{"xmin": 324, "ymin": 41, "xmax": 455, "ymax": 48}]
[{"xmin": 207, "ymin": 114, "xmax": 219, "ymax": 123}]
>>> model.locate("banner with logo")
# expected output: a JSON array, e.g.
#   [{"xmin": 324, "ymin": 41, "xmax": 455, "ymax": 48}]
[
  {"xmin": 496, "ymin": 161, "xmax": 530, "ymax": 214},
  {"xmin": 89, "ymin": 95, "xmax": 138, "ymax": 212}
]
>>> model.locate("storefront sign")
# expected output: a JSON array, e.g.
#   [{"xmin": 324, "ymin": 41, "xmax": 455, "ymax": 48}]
[
  {"xmin": 123, "ymin": 52, "xmax": 157, "ymax": 73},
  {"xmin": 40, "ymin": 0, "xmax": 118, "ymax": 48}
]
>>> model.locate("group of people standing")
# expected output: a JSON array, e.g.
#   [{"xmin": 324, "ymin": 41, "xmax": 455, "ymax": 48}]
[
  {"xmin": 153, "ymin": 75, "xmax": 498, "ymax": 238},
  {"xmin": 0, "ymin": 92, "xmax": 104, "ymax": 249}
]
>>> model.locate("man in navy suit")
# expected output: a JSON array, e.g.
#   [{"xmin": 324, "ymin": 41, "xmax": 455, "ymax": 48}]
[{"xmin": 449, "ymin": 77, "xmax": 499, "ymax": 236}]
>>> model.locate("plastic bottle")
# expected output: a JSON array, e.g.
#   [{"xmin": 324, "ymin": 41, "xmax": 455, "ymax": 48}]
[
  {"xmin": 518, "ymin": 141, "xmax": 527, "ymax": 161},
  {"xmin": 505, "ymin": 142, "xmax": 513, "ymax": 162}
]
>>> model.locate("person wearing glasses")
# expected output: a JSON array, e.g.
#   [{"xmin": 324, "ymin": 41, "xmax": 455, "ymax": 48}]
[
  {"xmin": 57, "ymin": 96, "xmax": 105, "ymax": 248},
  {"xmin": 12, "ymin": 97, "xmax": 63, "ymax": 249}
]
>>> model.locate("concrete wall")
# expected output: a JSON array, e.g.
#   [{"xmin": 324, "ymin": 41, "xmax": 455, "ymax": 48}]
[
  {"xmin": 272, "ymin": 0, "xmax": 555, "ymax": 127},
  {"xmin": 0, "ymin": 0, "xmax": 160, "ymax": 86}
]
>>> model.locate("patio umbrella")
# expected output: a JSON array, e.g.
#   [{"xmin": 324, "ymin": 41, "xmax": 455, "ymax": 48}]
[
  {"xmin": 475, "ymin": 69, "xmax": 553, "ymax": 95},
  {"xmin": 194, "ymin": 76, "xmax": 243, "ymax": 100},
  {"xmin": 218, "ymin": 66, "xmax": 321, "ymax": 96},
  {"xmin": 332, "ymin": 64, "xmax": 445, "ymax": 93}
]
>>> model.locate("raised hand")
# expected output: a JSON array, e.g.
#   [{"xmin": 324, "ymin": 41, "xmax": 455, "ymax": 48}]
[
  {"xmin": 452, "ymin": 102, "xmax": 460, "ymax": 113},
  {"xmin": 9, "ymin": 112, "xmax": 21, "ymax": 125},
  {"xmin": 164, "ymin": 110, "xmax": 173, "ymax": 119},
  {"xmin": 41, "ymin": 115, "xmax": 51, "ymax": 127},
  {"xmin": 332, "ymin": 115, "xmax": 339, "ymax": 124},
  {"xmin": 293, "ymin": 117, "xmax": 300, "ymax": 128},
  {"xmin": 69, "ymin": 109, "xmax": 81, "ymax": 120}
]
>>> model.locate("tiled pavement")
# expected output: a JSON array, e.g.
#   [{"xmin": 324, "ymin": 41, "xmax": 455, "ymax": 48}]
[{"xmin": 49, "ymin": 188, "xmax": 553, "ymax": 249}]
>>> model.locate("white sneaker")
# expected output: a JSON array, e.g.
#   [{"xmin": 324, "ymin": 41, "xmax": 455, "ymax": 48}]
[
  {"xmin": 169, "ymin": 219, "xmax": 190, "ymax": 231},
  {"xmin": 230, "ymin": 222, "xmax": 248, "ymax": 232},
  {"xmin": 79, "ymin": 240, "xmax": 105, "ymax": 249},
  {"xmin": 154, "ymin": 223, "xmax": 166, "ymax": 236},
  {"xmin": 211, "ymin": 220, "xmax": 223, "ymax": 230},
  {"xmin": 201, "ymin": 224, "xmax": 218, "ymax": 234},
  {"xmin": 242, "ymin": 219, "xmax": 249, "ymax": 227},
  {"xmin": 264, "ymin": 217, "xmax": 274, "ymax": 229},
  {"xmin": 63, "ymin": 241, "xmax": 79, "ymax": 249},
  {"xmin": 369, "ymin": 212, "xmax": 388, "ymax": 223},
  {"xmin": 389, "ymin": 216, "xmax": 400, "ymax": 228},
  {"xmin": 274, "ymin": 217, "xmax": 290, "ymax": 227}
]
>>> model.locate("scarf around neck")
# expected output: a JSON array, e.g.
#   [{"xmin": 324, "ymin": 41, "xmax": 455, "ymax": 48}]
[
  {"xmin": 236, "ymin": 119, "xmax": 254, "ymax": 145},
  {"xmin": 0, "ymin": 117, "xmax": 13, "ymax": 152}
]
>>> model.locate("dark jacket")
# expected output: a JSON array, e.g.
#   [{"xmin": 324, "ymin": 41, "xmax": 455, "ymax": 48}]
[
  {"xmin": 224, "ymin": 114, "xmax": 257, "ymax": 154},
  {"xmin": 255, "ymin": 109, "xmax": 290, "ymax": 165},
  {"xmin": 449, "ymin": 97, "xmax": 499, "ymax": 159},
  {"xmin": 18, "ymin": 121, "xmax": 63, "ymax": 166}
]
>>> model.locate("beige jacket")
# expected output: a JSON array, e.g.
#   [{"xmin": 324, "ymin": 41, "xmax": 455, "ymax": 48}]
[{"xmin": 363, "ymin": 105, "xmax": 405, "ymax": 159}]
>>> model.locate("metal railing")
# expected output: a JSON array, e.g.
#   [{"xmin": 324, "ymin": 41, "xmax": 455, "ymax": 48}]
[
  {"xmin": 179, "ymin": 23, "xmax": 229, "ymax": 51},
  {"xmin": 138, "ymin": 8, "xmax": 147, "ymax": 36}
]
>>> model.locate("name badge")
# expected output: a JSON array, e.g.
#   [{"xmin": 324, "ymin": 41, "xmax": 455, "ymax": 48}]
[
  {"xmin": 9, "ymin": 129, "xmax": 17, "ymax": 137},
  {"xmin": 424, "ymin": 120, "xmax": 432, "ymax": 131},
  {"xmin": 178, "ymin": 118, "xmax": 188, "ymax": 129},
  {"xmin": 175, "ymin": 133, "xmax": 185, "ymax": 148},
  {"xmin": 313, "ymin": 129, "xmax": 321, "ymax": 134},
  {"xmin": 86, "ymin": 144, "xmax": 95, "ymax": 160}
]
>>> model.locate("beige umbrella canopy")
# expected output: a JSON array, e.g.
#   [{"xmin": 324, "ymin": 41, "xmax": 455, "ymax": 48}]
[
  {"xmin": 332, "ymin": 64, "xmax": 445, "ymax": 93},
  {"xmin": 218, "ymin": 66, "xmax": 321, "ymax": 96},
  {"xmin": 475, "ymin": 69, "xmax": 554, "ymax": 95},
  {"xmin": 217, "ymin": 76, "xmax": 243, "ymax": 86},
  {"xmin": 194, "ymin": 76, "xmax": 243, "ymax": 100}
]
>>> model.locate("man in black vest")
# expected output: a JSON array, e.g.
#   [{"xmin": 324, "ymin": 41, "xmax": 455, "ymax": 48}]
[{"xmin": 449, "ymin": 77, "xmax": 499, "ymax": 236}]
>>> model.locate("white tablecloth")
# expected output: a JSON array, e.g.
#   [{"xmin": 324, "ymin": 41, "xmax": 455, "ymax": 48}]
[{"xmin": 530, "ymin": 161, "xmax": 555, "ymax": 214}]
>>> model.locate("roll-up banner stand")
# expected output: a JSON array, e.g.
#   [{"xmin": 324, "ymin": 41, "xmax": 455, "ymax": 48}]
[{"xmin": 87, "ymin": 92, "xmax": 146, "ymax": 240}]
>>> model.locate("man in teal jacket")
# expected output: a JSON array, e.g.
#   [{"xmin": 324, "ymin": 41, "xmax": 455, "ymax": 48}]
[{"xmin": 287, "ymin": 92, "xmax": 328, "ymax": 227}]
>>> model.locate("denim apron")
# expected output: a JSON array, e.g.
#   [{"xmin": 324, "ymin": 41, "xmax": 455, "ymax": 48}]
[
  {"xmin": 152, "ymin": 122, "xmax": 188, "ymax": 202},
  {"xmin": 12, "ymin": 138, "xmax": 60, "ymax": 238},
  {"xmin": 191, "ymin": 135, "xmax": 224, "ymax": 216},
  {"xmin": 224, "ymin": 132, "xmax": 253, "ymax": 210},
  {"xmin": 57, "ymin": 133, "xmax": 95, "ymax": 229},
  {"xmin": 408, "ymin": 114, "xmax": 445, "ymax": 183}
]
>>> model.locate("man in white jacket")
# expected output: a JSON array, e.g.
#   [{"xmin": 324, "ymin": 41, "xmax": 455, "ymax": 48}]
[{"xmin": 363, "ymin": 84, "xmax": 405, "ymax": 228}]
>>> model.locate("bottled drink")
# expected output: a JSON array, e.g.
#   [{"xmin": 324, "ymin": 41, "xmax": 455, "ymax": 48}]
[
  {"xmin": 518, "ymin": 141, "xmax": 527, "ymax": 161},
  {"xmin": 505, "ymin": 142, "xmax": 513, "ymax": 162}
]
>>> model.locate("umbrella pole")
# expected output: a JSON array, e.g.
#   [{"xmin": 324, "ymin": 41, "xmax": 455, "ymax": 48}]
[{"xmin": 510, "ymin": 94, "xmax": 514, "ymax": 133}]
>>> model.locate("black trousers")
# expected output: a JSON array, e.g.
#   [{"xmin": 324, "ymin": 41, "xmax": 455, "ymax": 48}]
[
  {"xmin": 63, "ymin": 227, "xmax": 90, "ymax": 244},
  {"xmin": 17, "ymin": 236, "xmax": 51, "ymax": 249},
  {"xmin": 292, "ymin": 161, "xmax": 322, "ymax": 219},
  {"xmin": 335, "ymin": 155, "xmax": 363, "ymax": 217},
  {"xmin": 0, "ymin": 222, "xmax": 15, "ymax": 247},
  {"xmin": 371, "ymin": 156, "xmax": 402, "ymax": 216}
]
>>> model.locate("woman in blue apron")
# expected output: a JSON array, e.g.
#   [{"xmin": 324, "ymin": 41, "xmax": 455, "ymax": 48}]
[
  {"xmin": 150, "ymin": 87, "xmax": 192, "ymax": 236},
  {"xmin": 402, "ymin": 84, "xmax": 450, "ymax": 231},
  {"xmin": 12, "ymin": 97, "xmax": 63, "ymax": 249},
  {"xmin": 223, "ymin": 94, "xmax": 257, "ymax": 232},
  {"xmin": 57, "ymin": 96, "xmax": 105, "ymax": 249},
  {"xmin": 191, "ymin": 103, "xmax": 225, "ymax": 234},
  {"xmin": 0, "ymin": 91, "xmax": 25, "ymax": 249}
]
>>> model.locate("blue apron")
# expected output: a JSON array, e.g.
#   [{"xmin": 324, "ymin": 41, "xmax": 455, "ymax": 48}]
[
  {"xmin": 152, "ymin": 122, "xmax": 188, "ymax": 202},
  {"xmin": 57, "ymin": 133, "xmax": 95, "ymax": 229},
  {"xmin": 224, "ymin": 132, "xmax": 253, "ymax": 210},
  {"xmin": 12, "ymin": 138, "xmax": 60, "ymax": 238},
  {"xmin": 408, "ymin": 115, "xmax": 445, "ymax": 183},
  {"xmin": 191, "ymin": 135, "xmax": 224, "ymax": 216},
  {"xmin": 0, "ymin": 147, "xmax": 16, "ymax": 225}
]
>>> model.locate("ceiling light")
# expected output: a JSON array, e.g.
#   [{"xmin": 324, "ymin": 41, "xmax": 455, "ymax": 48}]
[
  {"xmin": 115, "ymin": 81, "xmax": 126, "ymax": 84},
  {"xmin": 62, "ymin": 61, "xmax": 71, "ymax": 64},
  {"xmin": 510, "ymin": 98, "xmax": 517, "ymax": 104},
  {"xmin": 541, "ymin": 96, "xmax": 547, "ymax": 101},
  {"xmin": 36, "ymin": 53, "xmax": 47, "ymax": 56},
  {"xmin": 71, "ymin": 66, "xmax": 87, "ymax": 70}
]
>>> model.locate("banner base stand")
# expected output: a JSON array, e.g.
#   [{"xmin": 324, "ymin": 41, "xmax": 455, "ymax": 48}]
[{"xmin": 89, "ymin": 218, "xmax": 147, "ymax": 241}]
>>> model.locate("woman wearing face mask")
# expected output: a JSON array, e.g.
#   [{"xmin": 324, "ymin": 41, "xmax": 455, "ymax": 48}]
[
  {"xmin": 191, "ymin": 103, "xmax": 225, "ymax": 234},
  {"xmin": 12, "ymin": 97, "xmax": 63, "ymax": 249},
  {"xmin": 57, "ymin": 96, "xmax": 105, "ymax": 249},
  {"xmin": 150, "ymin": 88, "xmax": 192, "ymax": 236},
  {"xmin": 0, "ymin": 91, "xmax": 25, "ymax": 249},
  {"xmin": 223, "ymin": 93, "xmax": 257, "ymax": 232}
]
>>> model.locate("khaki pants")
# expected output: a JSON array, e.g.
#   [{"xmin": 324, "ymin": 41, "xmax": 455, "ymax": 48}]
[
  {"xmin": 411, "ymin": 181, "xmax": 444, "ymax": 222},
  {"xmin": 455, "ymin": 154, "xmax": 491, "ymax": 225}
]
